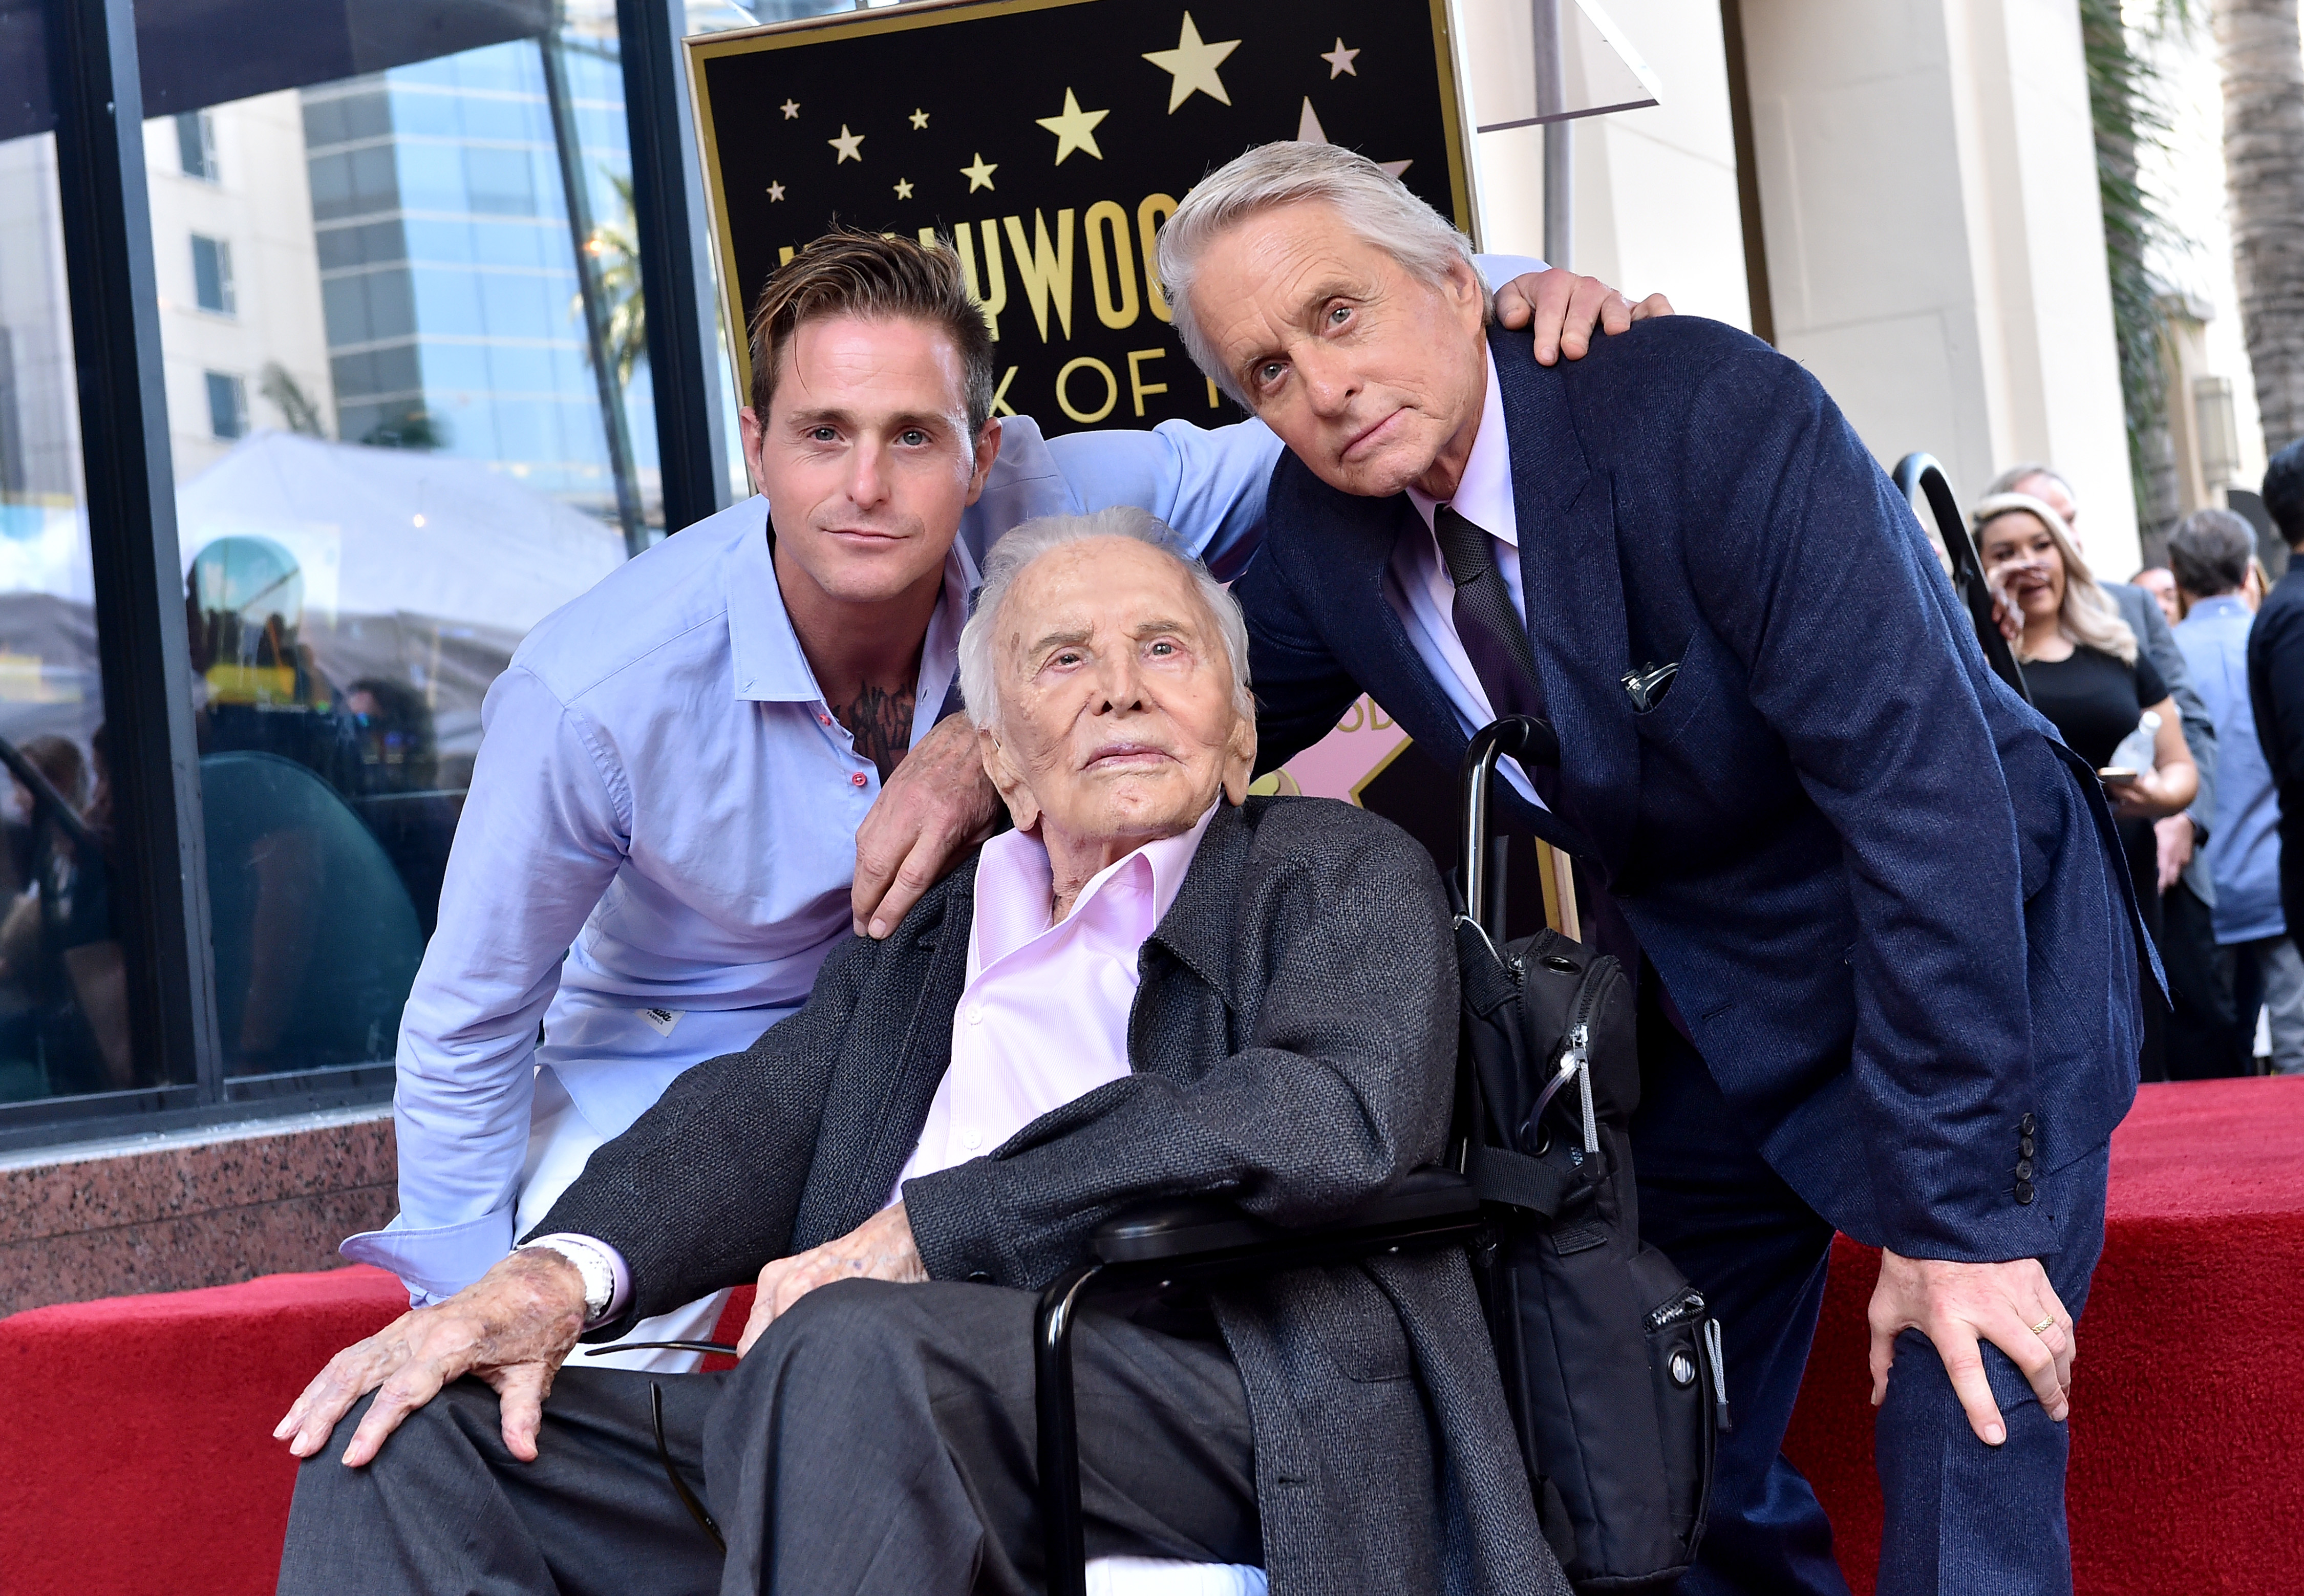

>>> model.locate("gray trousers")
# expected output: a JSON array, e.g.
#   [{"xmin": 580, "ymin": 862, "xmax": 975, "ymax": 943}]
[{"xmin": 276, "ymin": 1279, "xmax": 1260, "ymax": 1596}]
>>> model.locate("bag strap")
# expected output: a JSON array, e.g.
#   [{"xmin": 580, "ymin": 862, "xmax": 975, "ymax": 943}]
[{"xmin": 1466, "ymin": 1142, "xmax": 1588, "ymax": 1221}]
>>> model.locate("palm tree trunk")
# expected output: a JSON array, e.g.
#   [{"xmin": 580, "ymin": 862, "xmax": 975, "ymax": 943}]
[{"xmin": 2217, "ymin": 0, "xmax": 2304, "ymax": 453}]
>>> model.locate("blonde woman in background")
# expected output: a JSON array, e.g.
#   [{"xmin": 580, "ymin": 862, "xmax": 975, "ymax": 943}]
[{"xmin": 1978, "ymin": 492, "xmax": 2197, "ymax": 1074}]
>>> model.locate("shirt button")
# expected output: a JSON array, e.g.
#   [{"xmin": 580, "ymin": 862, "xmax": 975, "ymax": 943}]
[
  {"xmin": 965, "ymin": 1005, "xmax": 982, "ymax": 1024},
  {"xmin": 850, "ymin": 771, "xmax": 868, "ymax": 788},
  {"xmin": 962, "ymin": 1130, "xmax": 983, "ymax": 1150}
]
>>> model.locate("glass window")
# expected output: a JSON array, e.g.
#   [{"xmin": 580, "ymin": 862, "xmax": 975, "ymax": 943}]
[
  {"xmin": 144, "ymin": 1, "xmax": 668, "ymax": 1083},
  {"xmin": 204, "ymin": 371, "xmax": 247, "ymax": 439},
  {"xmin": 190, "ymin": 233, "xmax": 234, "ymax": 314},
  {"xmin": 0, "ymin": 131, "xmax": 151, "ymax": 1105},
  {"xmin": 175, "ymin": 112, "xmax": 218, "ymax": 181}
]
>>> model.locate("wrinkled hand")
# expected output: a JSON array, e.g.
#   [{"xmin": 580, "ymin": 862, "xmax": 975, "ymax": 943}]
[
  {"xmin": 2154, "ymin": 813, "xmax": 2195, "ymax": 891},
  {"xmin": 273, "ymin": 1249, "xmax": 589, "ymax": 1468},
  {"xmin": 738, "ymin": 1203, "xmax": 927, "ymax": 1356},
  {"xmin": 1868, "ymin": 1250, "xmax": 2074, "ymax": 1445},
  {"xmin": 1493, "ymin": 268, "xmax": 1673, "ymax": 366},
  {"xmin": 853, "ymin": 712, "xmax": 1001, "ymax": 940}
]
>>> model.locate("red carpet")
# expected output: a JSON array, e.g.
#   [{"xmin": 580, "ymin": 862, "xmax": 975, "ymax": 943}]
[{"xmin": 4, "ymin": 1078, "xmax": 2298, "ymax": 1593}]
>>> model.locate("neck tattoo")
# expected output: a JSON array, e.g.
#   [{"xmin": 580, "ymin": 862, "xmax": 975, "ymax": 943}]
[{"xmin": 836, "ymin": 680, "xmax": 915, "ymax": 781}]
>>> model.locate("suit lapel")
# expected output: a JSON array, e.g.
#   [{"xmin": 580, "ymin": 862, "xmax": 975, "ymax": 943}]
[
  {"xmin": 1489, "ymin": 326, "xmax": 1641, "ymax": 874},
  {"xmin": 792, "ymin": 861, "xmax": 976, "ymax": 1244},
  {"xmin": 1294, "ymin": 486, "xmax": 1467, "ymax": 761}
]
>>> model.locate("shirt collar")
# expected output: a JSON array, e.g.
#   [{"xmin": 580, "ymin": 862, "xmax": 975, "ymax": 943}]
[
  {"xmin": 1405, "ymin": 345, "xmax": 1516, "ymax": 546},
  {"xmin": 2188, "ymin": 593, "xmax": 2250, "ymax": 623},
  {"xmin": 723, "ymin": 495, "xmax": 976, "ymax": 710},
  {"xmin": 969, "ymin": 802, "xmax": 1220, "ymax": 975}
]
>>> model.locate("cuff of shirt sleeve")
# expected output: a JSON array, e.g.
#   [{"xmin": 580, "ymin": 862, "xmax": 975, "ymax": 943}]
[
  {"xmin": 340, "ymin": 1208, "xmax": 517, "ymax": 1304},
  {"xmin": 518, "ymin": 1234, "xmax": 631, "ymax": 1329}
]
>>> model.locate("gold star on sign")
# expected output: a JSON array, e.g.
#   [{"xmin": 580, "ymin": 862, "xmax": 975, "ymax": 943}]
[
  {"xmin": 1321, "ymin": 38, "xmax": 1359, "ymax": 78},
  {"xmin": 908, "ymin": 108, "xmax": 930, "ymax": 130},
  {"xmin": 1035, "ymin": 89, "xmax": 1110, "ymax": 163},
  {"xmin": 827, "ymin": 124, "xmax": 864, "ymax": 163},
  {"xmin": 781, "ymin": 99, "xmax": 800, "ymax": 119},
  {"xmin": 1295, "ymin": 98, "xmax": 1410, "ymax": 179},
  {"xmin": 959, "ymin": 152, "xmax": 998, "ymax": 192},
  {"xmin": 767, "ymin": 180, "xmax": 786, "ymax": 201},
  {"xmin": 893, "ymin": 178, "xmax": 915, "ymax": 200},
  {"xmin": 1142, "ymin": 13, "xmax": 1240, "ymax": 112}
]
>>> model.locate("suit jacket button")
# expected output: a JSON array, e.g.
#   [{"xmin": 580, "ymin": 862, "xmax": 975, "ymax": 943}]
[
  {"xmin": 2020, "ymin": 1113, "xmax": 2037, "ymax": 1135},
  {"xmin": 2019, "ymin": 1135, "xmax": 2036, "ymax": 1159},
  {"xmin": 967, "ymin": 1270, "xmax": 992, "ymax": 1283},
  {"xmin": 2015, "ymin": 1158, "xmax": 2034, "ymax": 1180},
  {"xmin": 2014, "ymin": 1180, "xmax": 2036, "ymax": 1205}
]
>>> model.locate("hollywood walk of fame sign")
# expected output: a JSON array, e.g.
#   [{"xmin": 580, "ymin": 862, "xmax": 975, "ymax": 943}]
[{"xmin": 685, "ymin": 0, "xmax": 1475, "ymax": 435}]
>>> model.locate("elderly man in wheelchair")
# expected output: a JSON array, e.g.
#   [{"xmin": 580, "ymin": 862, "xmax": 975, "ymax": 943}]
[{"xmin": 273, "ymin": 507, "xmax": 1566, "ymax": 1596}]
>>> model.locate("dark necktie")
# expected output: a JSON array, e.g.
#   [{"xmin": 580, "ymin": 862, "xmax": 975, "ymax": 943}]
[{"xmin": 1434, "ymin": 504, "xmax": 1545, "ymax": 723}]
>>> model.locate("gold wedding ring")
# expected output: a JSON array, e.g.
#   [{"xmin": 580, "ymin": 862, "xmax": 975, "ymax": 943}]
[{"xmin": 2029, "ymin": 1315, "xmax": 2058, "ymax": 1336}]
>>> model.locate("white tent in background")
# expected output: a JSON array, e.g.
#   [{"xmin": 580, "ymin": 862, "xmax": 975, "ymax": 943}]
[
  {"xmin": 174, "ymin": 432, "xmax": 632, "ymax": 763},
  {"xmin": 175, "ymin": 431, "xmax": 627, "ymax": 633}
]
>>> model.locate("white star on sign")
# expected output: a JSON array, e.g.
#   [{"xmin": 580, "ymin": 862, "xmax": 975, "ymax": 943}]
[
  {"xmin": 1034, "ymin": 89, "xmax": 1109, "ymax": 164},
  {"xmin": 767, "ymin": 180, "xmax": 786, "ymax": 201},
  {"xmin": 781, "ymin": 99, "xmax": 800, "ymax": 119},
  {"xmin": 1295, "ymin": 98, "xmax": 1410, "ymax": 179},
  {"xmin": 959, "ymin": 152, "xmax": 998, "ymax": 192},
  {"xmin": 1321, "ymin": 38, "xmax": 1359, "ymax": 79},
  {"xmin": 827, "ymin": 124, "xmax": 865, "ymax": 163},
  {"xmin": 1142, "ymin": 13, "xmax": 1240, "ymax": 112},
  {"xmin": 893, "ymin": 178, "xmax": 915, "ymax": 200},
  {"xmin": 909, "ymin": 109, "xmax": 930, "ymax": 130}
]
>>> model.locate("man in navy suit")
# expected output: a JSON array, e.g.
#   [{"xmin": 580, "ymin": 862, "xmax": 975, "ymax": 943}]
[{"xmin": 1152, "ymin": 142, "xmax": 2142, "ymax": 1595}]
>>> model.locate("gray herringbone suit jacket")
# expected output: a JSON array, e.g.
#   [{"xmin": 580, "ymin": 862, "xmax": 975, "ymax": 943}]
[{"xmin": 536, "ymin": 796, "xmax": 1565, "ymax": 1596}]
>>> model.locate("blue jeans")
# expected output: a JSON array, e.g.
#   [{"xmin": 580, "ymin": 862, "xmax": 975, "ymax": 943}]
[{"xmin": 1633, "ymin": 1004, "xmax": 2109, "ymax": 1596}]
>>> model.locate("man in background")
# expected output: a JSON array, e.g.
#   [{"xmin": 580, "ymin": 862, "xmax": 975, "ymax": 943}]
[
  {"xmin": 2134, "ymin": 566, "xmax": 2182, "ymax": 626},
  {"xmin": 1989, "ymin": 463, "xmax": 2221, "ymax": 1078},
  {"xmin": 2171, "ymin": 509, "xmax": 2302, "ymax": 1074},
  {"xmin": 2245, "ymin": 440, "xmax": 2304, "ymax": 974}
]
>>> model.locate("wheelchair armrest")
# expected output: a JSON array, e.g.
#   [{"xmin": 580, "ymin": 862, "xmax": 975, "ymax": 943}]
[{"xmin": 1090, "ymin": 1166, "xmax": 1480, "ymax": 1266}]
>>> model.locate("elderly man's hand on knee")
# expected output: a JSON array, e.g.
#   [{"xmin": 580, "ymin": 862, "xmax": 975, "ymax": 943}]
[
  {"xmin": 737, "ymin": 1202, "xmax": 928, "ymax": 1355},
  {"xmin": 274, "ymin": 1247, "xmax": 591, "ymax": 1467}
]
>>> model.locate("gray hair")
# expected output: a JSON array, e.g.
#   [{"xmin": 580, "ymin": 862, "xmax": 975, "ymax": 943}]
[
  {"xmin": 1157, "ymin": 141, "xmax": 1487, "ymax": 406},
  {"xmin": 1986, "ymin": 461, "xmax": 2074, "ymax": 502},
  {"xmin": 957, "ymin": 507, "xmax": 1253, "ymax": 730}
]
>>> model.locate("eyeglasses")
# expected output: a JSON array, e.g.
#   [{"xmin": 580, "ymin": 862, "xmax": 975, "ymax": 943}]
[{"xmin": 580, "ymin": 1339, "xmax": 739, "ymax": 1550}]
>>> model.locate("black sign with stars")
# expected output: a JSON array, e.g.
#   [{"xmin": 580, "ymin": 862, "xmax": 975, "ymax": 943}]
[{"xmin": 686, "ymin": 0, "xmax": 1471, "ymax": 435}]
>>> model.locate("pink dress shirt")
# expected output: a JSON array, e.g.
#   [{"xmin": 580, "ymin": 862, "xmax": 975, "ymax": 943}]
[
  {"xmin": 891, "ymin": 804, "xmax": 1218, "ymax": 1202},
  {"xmin": 539, "ymin": 806, "xmax": 1219, "ymax": 1327}
]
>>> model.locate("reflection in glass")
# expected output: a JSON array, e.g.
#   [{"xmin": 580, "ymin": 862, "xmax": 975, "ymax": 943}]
[
  {"xmin": 0, "ymin": 133, "xmax": 146, "ymax": 1103},
  {"xmin": 146, "ymin": 3, "xmax": 652, "ymax": 1081}
]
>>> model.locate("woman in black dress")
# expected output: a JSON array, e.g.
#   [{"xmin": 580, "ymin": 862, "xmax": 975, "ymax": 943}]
[{"xmin": 1976, "ymin": 493, "xmax": 2195, "ymax": 1065}]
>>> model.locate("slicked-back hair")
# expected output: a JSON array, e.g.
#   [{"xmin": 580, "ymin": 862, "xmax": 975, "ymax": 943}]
[
  {"xmin": 2167, "ymin": 508, "xmax": 2257, "ymax": 598},
  {"xmin": 746, "ymin": 227, "xmax": 996, "ymax": 437},
  {"xmin": 1157, "ymin": 140, "xmax": 1489, "ymax": 406}
]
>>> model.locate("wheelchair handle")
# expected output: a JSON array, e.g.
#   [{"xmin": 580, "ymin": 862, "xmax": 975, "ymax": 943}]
[{"xmin": 1459, "ymin": 716, "xmax": 1559, "ymax": 931}]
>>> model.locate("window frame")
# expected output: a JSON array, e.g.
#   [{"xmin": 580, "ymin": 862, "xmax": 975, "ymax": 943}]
[
  {"xmin": 189, "ymin": 231, "xmax": 234, "ymax": 315},
  {"xmin": 9, "ymin": 0, "xmax": 727, "ymax": 1154}
]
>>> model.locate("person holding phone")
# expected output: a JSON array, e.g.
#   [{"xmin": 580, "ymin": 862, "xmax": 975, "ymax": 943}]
[{"xmin": 1976, "ymin": 492, "xmax": 2195, "ymax": 1052}]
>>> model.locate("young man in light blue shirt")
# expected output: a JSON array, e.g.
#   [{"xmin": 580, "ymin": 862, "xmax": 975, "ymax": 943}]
[
  {"xmin": 344, "ymin": 229, "xmax": 1663, "ymax": 1364},
  {"xmin": 2171, "ymin": 508, "xmax": 2304, "ymax": 1074}
]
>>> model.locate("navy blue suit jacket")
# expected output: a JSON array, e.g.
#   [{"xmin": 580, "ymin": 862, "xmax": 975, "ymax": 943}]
[{"xmin": 1235, "ymin": 316, "xmax": 2141, "ymax": 1261}]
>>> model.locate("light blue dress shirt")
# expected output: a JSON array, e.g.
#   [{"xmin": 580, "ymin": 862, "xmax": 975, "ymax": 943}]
[
  {"xmin": 346, "ymin": 256, "xmax": 1543, "ymax": 1300},
  {"xmin": 2175, "ymin": 594, "xmax": 2286, "ymax": 944}
]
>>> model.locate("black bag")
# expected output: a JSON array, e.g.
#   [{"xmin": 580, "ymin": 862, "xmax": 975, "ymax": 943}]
[{"xmin": 1450, "ymin": 718, "xmax": 1726, "ymax": 1592}]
